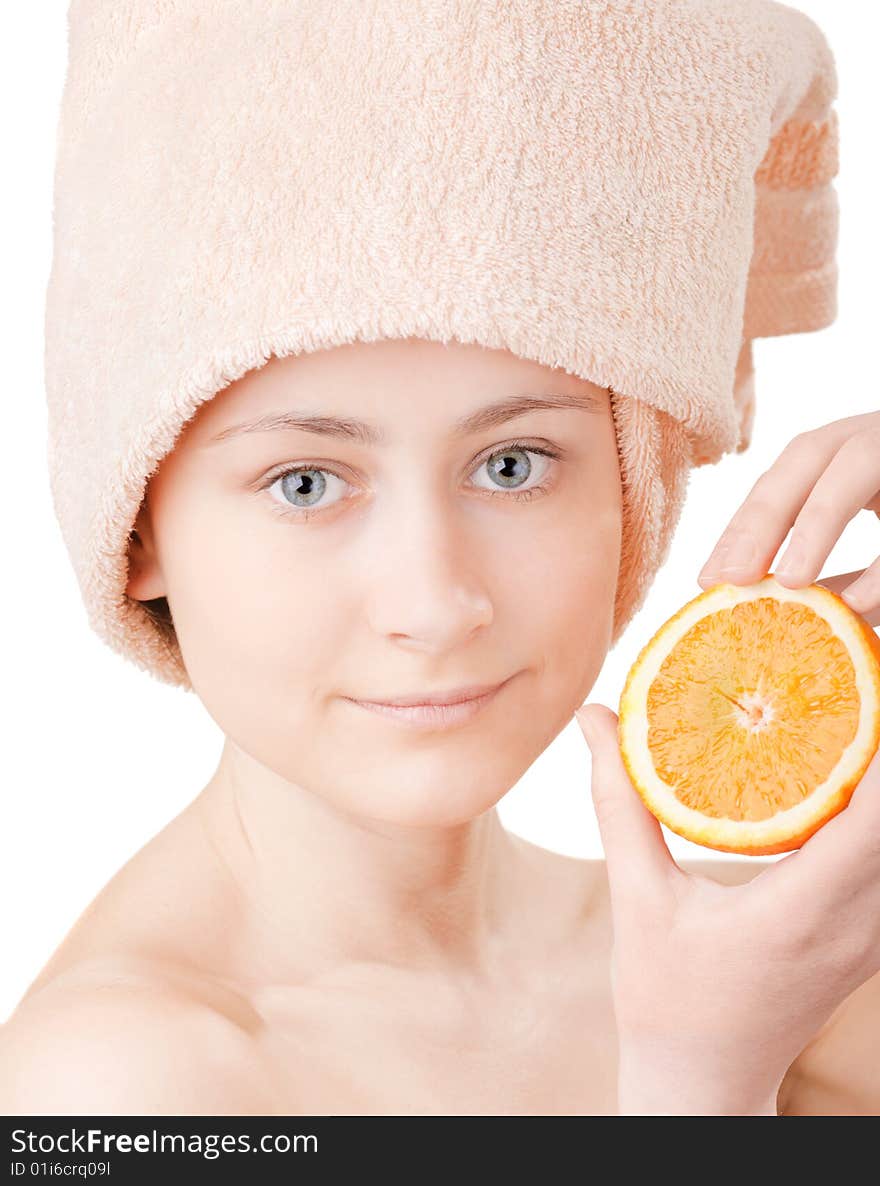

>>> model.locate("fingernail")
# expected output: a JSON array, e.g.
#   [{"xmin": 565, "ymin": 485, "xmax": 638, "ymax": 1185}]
[
  {"xmin": 575, "ymin": 707, "xmax": 594, "ymax": 744},
  {"xmin": 718, "ymin": 534, "xmax": 756, "ymax": 572},
  {"xmin": 841, "ymin": 582, "xmax": 867, "ymax": 609},
  {"xmin": 698, "ymin": 543, "xmax": 728, "ymax": 582},
  {"xmin": 775, "ymin": 541, "xmax": 805, "ymax": 578}
]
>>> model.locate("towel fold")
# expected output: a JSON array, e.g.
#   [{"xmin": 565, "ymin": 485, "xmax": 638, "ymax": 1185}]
[{"xmin": 44, "ymin": 0, "xmax": 840, "ymax": 689}]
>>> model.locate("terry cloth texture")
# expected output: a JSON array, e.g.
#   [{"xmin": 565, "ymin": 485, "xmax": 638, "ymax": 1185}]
[{"xmin": 45, "ymin": 0, "xmax": 840, "ymax": 691}]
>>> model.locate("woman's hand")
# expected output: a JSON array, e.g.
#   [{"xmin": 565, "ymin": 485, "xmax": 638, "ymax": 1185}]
[
  {"xmin": 695, "ymin": 409, "xmax": 880, "ymax": 626},
  {"xmin": 575, "ymin": 702, "xmax": 880, "ymax": 1116},
  {"xmin": 575, "ymin": 411, "xmax": 880, "ymax": 1115}
]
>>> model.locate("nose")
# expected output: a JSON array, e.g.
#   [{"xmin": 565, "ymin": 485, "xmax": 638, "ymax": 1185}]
[{"xmin": 361, "ymin": 488, "xmax": 494, "ymax": 652}]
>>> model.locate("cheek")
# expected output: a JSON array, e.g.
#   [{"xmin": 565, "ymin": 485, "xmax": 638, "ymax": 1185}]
[
  {"xmin": 521, "ymin": 498, "xmax": 620, "ymax": 626},
  {"xmin": 517, "ymin": 504, "xmax": 621, "ymax": 704},
  {"xmin": 174, "ymin": 540, "xmax": 349, "ymax": 782},
  {"xmin": 164, "ymin": 498, "xmax": 347, "ymax": 702}
]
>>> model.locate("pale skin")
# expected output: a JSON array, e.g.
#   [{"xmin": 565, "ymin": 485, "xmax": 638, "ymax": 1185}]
[{"xmin": 1, "ymin": 339, "xmax": 878, "ymax": 1115}]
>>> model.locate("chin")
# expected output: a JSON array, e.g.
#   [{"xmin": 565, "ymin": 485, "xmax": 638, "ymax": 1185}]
[{"xmin": 335, "ymin": 761, "xmax": 520, "ymax": 828}]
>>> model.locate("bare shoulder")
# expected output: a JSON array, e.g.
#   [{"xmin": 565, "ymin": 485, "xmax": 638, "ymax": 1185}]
[
  {"xmin": 0, "ymin": 957, "xmax": 272, "ymax": 1116},
  {"xmin": 779, "ymin": 964, "xmax": 880, "ymax": 1116}
]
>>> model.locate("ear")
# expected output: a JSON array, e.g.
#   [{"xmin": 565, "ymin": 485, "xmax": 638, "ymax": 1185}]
[{"xmin": 125, "ymin": 498, "xmax": 167, "ymax": 602}]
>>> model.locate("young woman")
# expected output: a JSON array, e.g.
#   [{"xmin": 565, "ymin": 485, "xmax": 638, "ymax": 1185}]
[{"xmin": 2, "ymin": 335, "xmax": 878, "ymax": 1115}]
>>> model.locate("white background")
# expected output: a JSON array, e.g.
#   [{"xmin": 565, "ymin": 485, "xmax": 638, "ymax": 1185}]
[{"xmin": 2, "ymin": 1, "xmax": 876, "ymax": 1021}]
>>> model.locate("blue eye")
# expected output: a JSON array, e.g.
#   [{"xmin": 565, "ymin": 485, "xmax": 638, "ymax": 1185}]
[
  {"xmin": 270, "ymin": 466, "xmax": 348, "ymax": 514},
  {"xmin": 262, "ymin": 439, "xmax": 563, "ymax": 521},
  {"xmin": 471, "ymin": 444, "xmax": 557, "ymax": 496}
]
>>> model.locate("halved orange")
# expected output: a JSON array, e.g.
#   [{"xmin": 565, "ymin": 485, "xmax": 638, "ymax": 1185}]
[{"xmin": 618, "ymin": 573, "xmax": 880, "ymax": 855}]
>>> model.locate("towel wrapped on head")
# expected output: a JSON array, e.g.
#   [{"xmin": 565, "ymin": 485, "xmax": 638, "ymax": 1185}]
[{"xmin": 44, "ymin": 0, "xmax": 840, "ymax": 690}]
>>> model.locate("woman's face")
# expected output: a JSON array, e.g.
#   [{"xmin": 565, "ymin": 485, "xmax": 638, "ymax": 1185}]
[{"xmin": 128, "ymin": 337, "xmax": 622, "ymax": 825}]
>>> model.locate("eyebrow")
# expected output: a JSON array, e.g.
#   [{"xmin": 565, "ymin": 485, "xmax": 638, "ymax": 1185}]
[{"xmin": 207, "ymin": 390, "xmax": 605, "ymax": 447}]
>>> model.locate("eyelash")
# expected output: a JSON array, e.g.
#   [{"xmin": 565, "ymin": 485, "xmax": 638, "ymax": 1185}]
[{"xmin": 258, "ymin": 438, "xmax": 565, "ymax": 522}]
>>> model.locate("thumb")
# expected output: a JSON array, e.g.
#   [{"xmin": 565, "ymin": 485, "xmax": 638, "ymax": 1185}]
[{"xmin": 575, "ymin": 703, "xmax": 677, "ymax": 907}]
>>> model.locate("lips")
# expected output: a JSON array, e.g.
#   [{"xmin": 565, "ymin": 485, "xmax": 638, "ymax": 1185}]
[
  {"xmin": 354, "ymin": 680, "xmax": 507, "ymax": 708},
  {"xmin": 345, "ymin": 679, "xmax": 512, "ymax": 731}
]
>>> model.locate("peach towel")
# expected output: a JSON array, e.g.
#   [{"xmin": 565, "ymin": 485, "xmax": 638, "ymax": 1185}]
[{"xmin": 44, "ymin": 1, "xmax": 839, "ymax": 689}]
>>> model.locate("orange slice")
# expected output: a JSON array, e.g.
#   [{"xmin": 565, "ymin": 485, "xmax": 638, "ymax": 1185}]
[{"xmin": 618, "ymin": 573, "xmax": 880, "ymax": 855}]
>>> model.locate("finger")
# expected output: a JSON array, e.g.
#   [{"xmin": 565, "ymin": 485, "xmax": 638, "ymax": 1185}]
[
  {"xmin": 697, "ymin": 430, "xmax": 839, "ymax": 587},
  {"xmin": 839, "ymin": 559, "xmax": 880, "ymax": 625},
  {"xmin": 816, "ymin": 568, "xmax": 868, "ymax": 596},
  {"xmin": 771, "ymin": 428, "xmax": 880, "ymax": 588},
  {"xmin": 764, "ymin": 738, "xmax": 880, "ymax": 913},
  {"xmin": 575, "ymin": 703, "xmax": 680, "ymax": 913},
  {"xmin": 817, "ymin": 569, "xmax": 880, "ymax": 628},
  {"xmin": 696, "ymin": 419, "xmax": 880, "ymax": 589}
]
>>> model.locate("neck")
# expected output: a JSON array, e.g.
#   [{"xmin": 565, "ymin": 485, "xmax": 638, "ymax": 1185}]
[{"xmin": 194, "ymin": 737, "xmax": 528, "ymax": 987}]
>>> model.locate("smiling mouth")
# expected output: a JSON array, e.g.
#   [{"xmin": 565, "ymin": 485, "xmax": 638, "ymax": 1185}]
[
  {"xmin": 354, "ymin": 680, "xmax": 508, "ymax": 707},
  {"xmin": 344, "ymin": 675, "xmax": 515, "ymax": 730}
]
